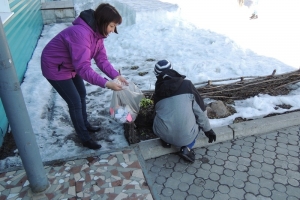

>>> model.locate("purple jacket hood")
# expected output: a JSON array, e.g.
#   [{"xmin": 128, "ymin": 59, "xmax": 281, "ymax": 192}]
[{"xmin": 41, "ymin": 9, "xmax": 119, "ymax": 88}]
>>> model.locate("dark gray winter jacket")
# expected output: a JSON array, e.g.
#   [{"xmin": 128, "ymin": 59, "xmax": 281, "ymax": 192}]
[{"xmin": 152, "ymin": 69, "xmax": 211, "ymax": 147}]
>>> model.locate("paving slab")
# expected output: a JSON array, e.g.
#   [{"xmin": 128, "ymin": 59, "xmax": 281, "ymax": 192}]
[{"xmin": 139, "ymin": 111, "xmax": 300, "ymax": 160}]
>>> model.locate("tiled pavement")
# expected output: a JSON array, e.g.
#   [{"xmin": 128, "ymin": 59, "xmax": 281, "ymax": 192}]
[
  {"xmin": 145, "ymin": 125, "xmax": 300, "ymax": 200},
  {"xmin": 0, "ymin": 125, "xmax": 299, "ymax": 200},
  {"xmin": 0, "ymin": 149, "xmax": 153, "ymax": 200}
]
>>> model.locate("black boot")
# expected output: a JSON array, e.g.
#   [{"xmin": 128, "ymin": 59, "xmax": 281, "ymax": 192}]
[
  {"xmin": 161, "ymin": 139, "xmax": 171, "ymax": 148},
  {"xmin": 178, "ymin": 146, "xmax": 195, "ymax": 163},
  {"xmin": 86, "ymin": 124, "xmax": 101, "ymax": 132},
  {"xmin": 82, "ymin": 139, "xmax": 102, "ymax": 150}
]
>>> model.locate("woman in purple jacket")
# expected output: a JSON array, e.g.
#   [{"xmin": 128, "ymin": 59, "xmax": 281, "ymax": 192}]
[{"xmin": 41, "ymin": 3, "xmax": 127, "ymax": 150}]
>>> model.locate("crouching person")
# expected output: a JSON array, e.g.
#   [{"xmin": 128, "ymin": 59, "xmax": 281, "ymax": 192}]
[{"xmin": 152, "ymin": 60, "xmax": 216, "ymax": 163}]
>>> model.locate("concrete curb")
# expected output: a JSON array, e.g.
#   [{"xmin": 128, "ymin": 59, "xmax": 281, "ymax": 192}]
[{"xmin": 138, "ymin": 111, "xmax": 300, "ymax": 160}]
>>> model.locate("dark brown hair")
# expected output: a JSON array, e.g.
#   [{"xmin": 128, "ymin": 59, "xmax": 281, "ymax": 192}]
[{"xmin": 94, "ymin": 3, "xmax": 122, "ymax": 36}]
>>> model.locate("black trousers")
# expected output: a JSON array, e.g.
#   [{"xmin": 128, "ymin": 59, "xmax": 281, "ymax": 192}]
[{"xmin": 47, "ymin": 75, "xmax": 91, "ymax": 142}]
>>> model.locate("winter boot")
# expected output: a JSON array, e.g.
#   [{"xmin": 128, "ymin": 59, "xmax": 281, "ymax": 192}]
[
  {"xmin": 86, "ymin": 124, "xmax": 101, "ymax": 132},
  {"xmin": 178, "ymin": 146, "xmax": 195, "ymax": 162},
  {"xmin": 82, "ymin": 139, "xmax": 102, "ymax": 150},
  {"xmin": 161, "ymin": 139, "xmax": 171, "ymax": 148}
]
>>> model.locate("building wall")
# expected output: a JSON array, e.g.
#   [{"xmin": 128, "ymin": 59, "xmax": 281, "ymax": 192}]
[{"xmin": 0, "ymin": 0, "xmax": 43, "ymax": 145}]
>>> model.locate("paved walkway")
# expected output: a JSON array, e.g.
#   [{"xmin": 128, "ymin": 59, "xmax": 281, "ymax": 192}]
[
  {"xmin": 145, "ymin": 125, "xmax": 300, "ymax": 200},
  {"xmin": 0, "ymin": 123, "xmax": 299, "ymax": 199}
]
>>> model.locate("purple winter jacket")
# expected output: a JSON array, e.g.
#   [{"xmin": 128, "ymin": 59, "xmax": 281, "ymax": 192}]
[{"xmin": 41, "ymin": 10, "xmax": 119, "ymax": 88}]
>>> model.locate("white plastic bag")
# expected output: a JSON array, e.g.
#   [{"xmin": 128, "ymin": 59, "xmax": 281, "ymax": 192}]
[{"xmin": 109, "ymin": 82, "xmax": 144, "ymax": 123}]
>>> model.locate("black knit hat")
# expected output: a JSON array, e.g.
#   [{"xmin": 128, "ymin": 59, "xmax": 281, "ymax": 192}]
[{"xmin": 154, "ymin": 60, "xmax": 173, "ymax": 76}]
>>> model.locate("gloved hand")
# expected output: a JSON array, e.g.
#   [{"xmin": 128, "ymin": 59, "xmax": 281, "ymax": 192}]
[{"xmin": 204, "ymin": 129, "xmax": 216, "ymax": 143}]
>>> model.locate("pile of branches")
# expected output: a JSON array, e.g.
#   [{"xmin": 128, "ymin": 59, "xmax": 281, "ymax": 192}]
[{"xmin": 142, "ymin": 69, "xmax": 300, "ymax": 101}]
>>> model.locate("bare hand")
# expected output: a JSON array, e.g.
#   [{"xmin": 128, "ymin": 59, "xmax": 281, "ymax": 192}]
[
  {"xmin": 105, "ymin": 81, "xmax": 123, "ymax": 91},
  {"xmin": 115, "ymin": 75, "xmax": 128, "ymax": 85}
]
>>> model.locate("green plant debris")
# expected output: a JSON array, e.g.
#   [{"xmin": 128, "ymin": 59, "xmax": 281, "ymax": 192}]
[{"xmin": 140, "ymin": 98, "xmax": 153, "ymax": 109}]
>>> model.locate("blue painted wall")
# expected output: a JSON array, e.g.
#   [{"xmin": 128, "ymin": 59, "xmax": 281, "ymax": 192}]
[{"xmin": 0, "ymin": 0, "xmax": 43, "ymax": 146}]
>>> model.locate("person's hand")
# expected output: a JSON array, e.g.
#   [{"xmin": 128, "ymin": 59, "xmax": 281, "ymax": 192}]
[
  {"xmin": 115, "ymin": 75, "xmax": 128, "ymax": 85},
  {"xmin": 105, "ymin": 80, "xmax": 123, "ymax": 91},
  {"xmin": 204, "ymin": 129, "xmax": 216, "ymax": 143}
]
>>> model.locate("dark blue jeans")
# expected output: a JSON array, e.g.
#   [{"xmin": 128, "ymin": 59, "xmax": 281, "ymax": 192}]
[{"xmin": 47, "ymin": 75, "xmax": 91, "ymax": 142}]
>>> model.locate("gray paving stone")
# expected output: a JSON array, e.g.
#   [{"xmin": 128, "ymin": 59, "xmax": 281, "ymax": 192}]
[
  {"xmin": 286, "ymin": 156, "xmax": 299, "ymax": 165},
  {"xmin": 275, "ymin": 168, "xmax": 287, "ymax": 176},
  {"xmin": 165, "ymin": 177, "xmax": 180, "ymax": 190},
  {"xmin": 156, "ymin": 176, "xmax": 167, "ymax": 185},
  {"xmin": 210, "ymin": 165, "xmax": 224, "ymax": 175},
  {"xmin": 233, "ymin": 171, "xmax": 248, "ymax": 181},
  {"xmin": 237, "ymin": 164, "xmax": 248, "ymax": 172},
  {"xmin": 203, "ymin": 179, "xmax": 219, "ymax": 191},
  {"xmin": 264, "ymin": 157, "xmax": 275, "ymax": 164},
  {"xmin": 219, "ymin": 147, "xmax": 229, "ymax": 153},
  {"xmin": 224, "ymin": 169, "xmax": 234, "ymax": 177},
  {"xmin": 218, "ymin": 184, "xmax": 230, "ymax": 194},
  {"xmin": 159, "ymin": 168, "xmax": 173, "ymax": 178},
  {"xmin": 240, "ymin": 151, "xmax": 251, "ymax": 158},
  {"xmin": 247, "ymin": 167, "xmax": 262, "ymax": 177},
  {"xmin": 261, "ymin": 171, "xmax": 273, "ymax": 179},
  {"xmin": 215, "ymin": 152, "xmax": 228, "ymax": 160},
  {"xmin": 219, "ymin": 175, "xmax": 234, "ymax": 186},
  {"xmin": 171, "ymin": 171, "xmax": 182, "ymax": 180},
  {"xmin": 261, "ymin": 163, "xmax": 275, "ymax": 173},
  {"xmin": 178, "ymin": 182, "xmax": 189, "ymax": 192},
  {"xmin": 274, "ymin": 183, "xmax": 286, "ymax": 192},
  {"xmin": 259, "ymin": 177, "xmax": 274, "ymax": 190},
  {"xmin": 185, "ymin": 195, "xmax": 198, "ymax": 200},
  {"xmin": 144, "ymin": 124, "xmax": 300, "ymax": 200},
  {"xmin": 201, "ymin": 163, "xmax": 211, "ymax": 171},
  {"xmin": 188, "ymin": 184, "xmax": 204, "ymax": 196},
  {"xmin": 271, "ymin": 190, "xmax": 288, "ymax": 200},
  {"xmin": 228, "ymin": 187, "xmax": 245, "ymax": 199},
  {"xmin": 186, "ymin": 166, "xmax": 197, "ymax": 175},
  {"xmin": 213, "ymin": 192, "xmax": 230, "ymax": 200},
  {"xmin": 265, "ymin": 139, "xmax": 277, "ymax": 147},
  {"xmin": 259, "ymin": 187, "xmax": 272, "ymax": 197},
  {"xmin": 171, "ymin": 190, "xmax": 187, "ymax": 200},
  {"xmin": 202, "ymin": 189, "xmax": 214, "ymax": 199},
  {"xmin": 278, "ymin": 142, "xmax": 288, "ymax": 149},
  {"xmin": 276, "ymin": 146, "xmax": 289, "ymax": 155},
  {"xmin": 254, "ymin": 148, "xmax": 264, "ymax": 155},
  {"xmin": 244, "ymin": 193, "xmax": 258, "ymax": 200},
  {"xmin": 287, "ymin": 178, "xmax": 299, "ymax": 187},
  {"xmin": 181, "ymin": 173, "xmax": 194, "ymax": 185},
  {"xmin": 287, "ymin": 163, "xmax": 298, "ymax": 171},
  {"xmin": 237, "ymin": 157, "xmax": 251, "ymax": 166},
  {"xmin": 233, "ymin": 179, "xmax": 245, "ymax": 189},
  {"xmin": 287, "ymin": 196, "xmax": 299, "ymax": 200},
  {"xmin": 161, "ymin": 187, "xmax": 173, "ymax": 197},
  {"xmin": 248, "ymin": 175, "xmax": 259, "ymax": 184},
  {"xmin": 244, "ymin": 182, "xmax": 260, "ymax": 195},
  {"xmin": 253, "ymin": 143, "xmax": 265, "ymax": 150},
  {"xmin": 274, "ymin": 174, "xmax": 288, "ymax": 185},
  {"xmin": 153, "ymin": 157, "xmax": 168, "ymax": 167},
  {"xmin": 195, "ymin": 168, "xmax": 210, "ymax": 179},
  {"xmin": 263, "ymin": 149, "xmax": 277, "ymax": 158},
  {"xmin": 207, "ymin": 150, "xmax": 217, "ymax": 157},
  {"xmin": 224, "ymin": 161, "xmax": 238, "ymax": 171},
  {"xmin": 251, "ymin": 153, "xmax": 264, "ymax": 162},
  {"xmin": 228, "ymin": 149, "xmax": 241, "ymax": 157},
  {"xmin": 286, "ymin": 185, "xmax": 300, "ymax": 198},
  {"xmin": 174, "ymin": 162, "xmax": 189, "ymax": 172},
  {"xmin": 209, "ymin": 172, "xmax": 219, "ymax": 181},
  {"xmin": 214, "ymin": 158, "xmax": 225, "ymax": 166}
]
